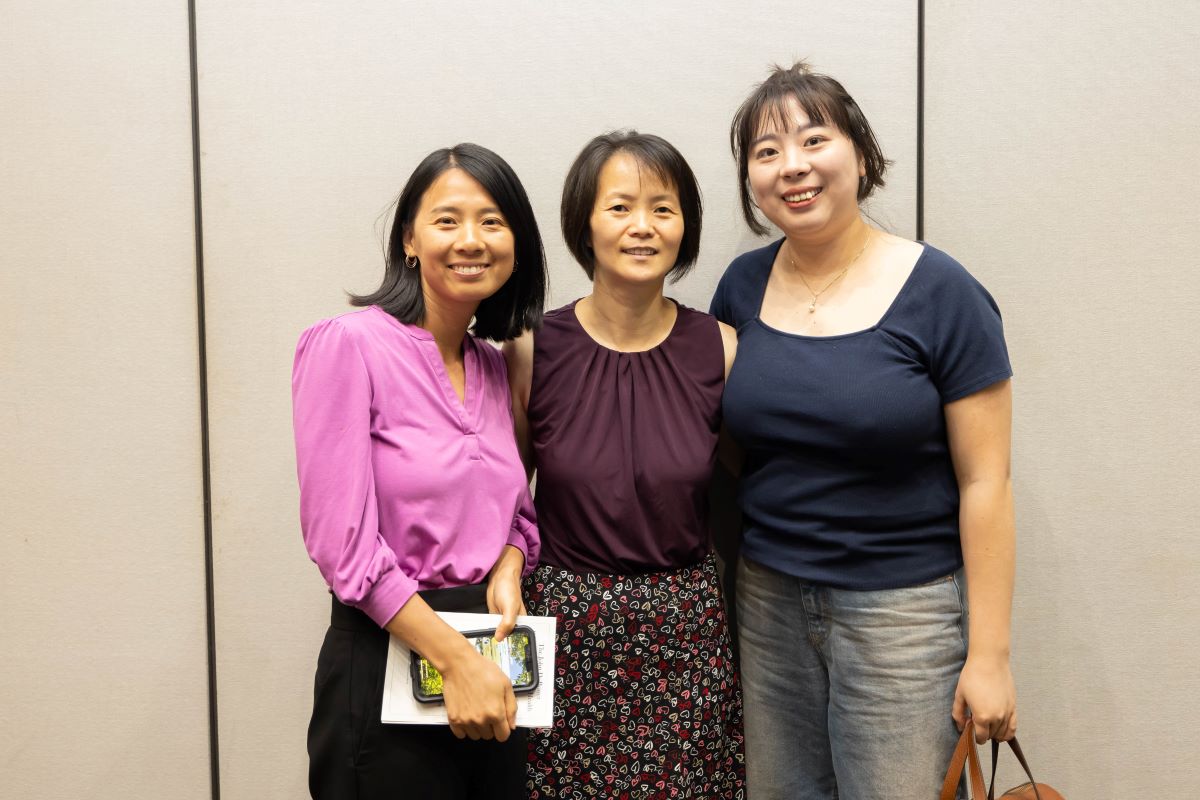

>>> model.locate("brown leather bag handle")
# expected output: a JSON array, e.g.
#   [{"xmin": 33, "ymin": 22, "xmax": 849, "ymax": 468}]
[
  {"xmin": 940, "ymin": 719, "xmax": 988, "ymax": 800},
  {"xmin": 988, "ymin": 738, "xmax": 1045, "ymax": 800},
  {"xmin": 942, "ymin": 719, "xmax": 1050, "ymax": 800}
]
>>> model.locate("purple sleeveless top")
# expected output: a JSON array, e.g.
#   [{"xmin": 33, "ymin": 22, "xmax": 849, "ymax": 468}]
[{"xmin": 528, "ymin": 300, "xmax": 725, "ymax": 574}]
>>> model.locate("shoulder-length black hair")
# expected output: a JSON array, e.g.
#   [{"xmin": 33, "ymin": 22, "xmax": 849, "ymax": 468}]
[
  {"xmin": 350, "ymin": 143, "xmax": 547, "ymax": 341},
  {"xmin": 731, "ymin": 61, "xmax": 892, "ymax": 236},
  {"xmin": 560, "ymin": 130, "xmax": 702, "ymax": 282}
]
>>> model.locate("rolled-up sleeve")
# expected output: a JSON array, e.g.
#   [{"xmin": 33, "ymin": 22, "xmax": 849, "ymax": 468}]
[
  {"xmin": 292, "ymin": 319, "xmax": 417, "ymax": 627},
  {"xmin": 505, "ymin": 488, "xmax": 540, "ymax": 577}
]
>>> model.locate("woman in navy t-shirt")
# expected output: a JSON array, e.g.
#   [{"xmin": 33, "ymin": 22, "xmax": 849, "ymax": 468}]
[{"xmin": 710, "ymin": 62, "xmax": 1017, "ymax": 800}]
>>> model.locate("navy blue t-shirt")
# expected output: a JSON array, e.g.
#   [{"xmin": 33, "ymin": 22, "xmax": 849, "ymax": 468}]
[{"xmin": 710, "ymin": 240, "xmax": 1012, "ymax": 589}]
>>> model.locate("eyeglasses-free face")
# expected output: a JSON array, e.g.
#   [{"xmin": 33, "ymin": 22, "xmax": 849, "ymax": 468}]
[
  {"xmin": 404, "ymin": 168, "xmax": 517, "ymax": 314},
  {"xmin": 747, "ymin": 95, "xmax": 867, "ymax": 242},
  {"xmin": 587, "ymin": 153, "xmax": 685, "ymax": 289}
]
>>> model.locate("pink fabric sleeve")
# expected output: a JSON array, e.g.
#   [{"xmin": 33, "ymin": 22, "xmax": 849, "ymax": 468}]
[
  {"xmin": 506, "ymin": 487, "xmax": 540, "ymax": 577},
  {"xmin": 292, "ymin": 319, "xmax": 417, "ymax": 627}
]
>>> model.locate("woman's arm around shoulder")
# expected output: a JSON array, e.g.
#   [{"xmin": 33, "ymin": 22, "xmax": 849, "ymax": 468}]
[
  {"xmin": 502, "ymin": 330, "xmax": 535, "ymax": 475},
  {"xmin": 718, "ymin": 320, "xmax": 737, "ymax": 381},
  {"xmin": 716, "ymin": 320, "xmax": 742, "ymax": 475},
  {"xmin": 945, "ymin": 378, "xmax": 1017, "ymax": 743}
]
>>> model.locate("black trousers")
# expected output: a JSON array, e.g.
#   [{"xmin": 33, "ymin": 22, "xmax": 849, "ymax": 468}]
[{"xmin": 307, "ymin": 586, "xmax": 527, "ymax": 800}]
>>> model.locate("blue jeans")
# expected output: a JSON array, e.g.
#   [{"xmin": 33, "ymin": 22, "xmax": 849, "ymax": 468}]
[{"xmin": 736, "ymin": 556, "xmax": 967, "ymax": 800}]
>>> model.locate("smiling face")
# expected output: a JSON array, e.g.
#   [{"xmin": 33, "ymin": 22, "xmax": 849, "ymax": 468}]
[
  {"xmin": 587, "ymin": 152, "xmax": 684, "ymax": 287},
  {"xmin": 403, "ymin": 167, "xmax": 515, "ymax": 313},
  {"xmin": 746, "ymin": 94, "xmax": 866, "ymax": 241}
]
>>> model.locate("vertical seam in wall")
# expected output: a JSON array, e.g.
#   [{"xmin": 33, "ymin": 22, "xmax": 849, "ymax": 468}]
[
  {"xmin": 187, "ymin": 0, "xmax": 221, "ymax": 798},
  {"xmin": 917, "ymin": 0, "xmax": 925, "ymax": 241}
]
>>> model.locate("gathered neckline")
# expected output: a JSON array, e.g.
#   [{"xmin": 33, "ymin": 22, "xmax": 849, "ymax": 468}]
[{"xmin": 565, "ymin": 298, "xmax": 683, "ymax": 355}]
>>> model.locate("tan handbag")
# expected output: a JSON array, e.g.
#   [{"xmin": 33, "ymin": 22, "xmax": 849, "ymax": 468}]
[{"xmin": 940, "ymin": 719, "xmax": 1065, "ymax": 800}]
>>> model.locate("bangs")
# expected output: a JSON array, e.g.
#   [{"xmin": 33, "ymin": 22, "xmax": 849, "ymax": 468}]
[
  {"xmin": 743, "ymin": 86, "xmax": 852, "ymax": 147},
  {"xmin": 619, "ymin": 148, "xmax": 680, "ymax": 195}
]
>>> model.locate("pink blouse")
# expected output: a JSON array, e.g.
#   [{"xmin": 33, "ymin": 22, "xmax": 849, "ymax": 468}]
[{"xmin": 292, "ymin": 305, "xmax": 538, "ymax": 627}]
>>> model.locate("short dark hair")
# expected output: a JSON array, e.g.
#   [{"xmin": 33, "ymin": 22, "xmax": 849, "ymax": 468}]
[
  {"xmin": 350, "ymin": 143, "xmax": 547, "ymax": 341},
  {"xmin": 560, "ymin": 130, "xmax": 702, "ymax": 282},
  {"xmin": 731, "ymin": 62, "xmax": 891, "ymax": 236}
]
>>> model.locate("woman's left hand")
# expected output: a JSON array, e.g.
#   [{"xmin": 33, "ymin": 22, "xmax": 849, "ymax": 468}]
[
  {"xmin": 486, "ymin": 544, "xmax": 527, "ymax": 641},
  {"xmin": 953, "ymin": 653, "xmax": 1017, "ymax": 742}
]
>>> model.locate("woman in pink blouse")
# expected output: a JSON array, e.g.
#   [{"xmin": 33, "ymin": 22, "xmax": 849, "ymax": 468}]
[{"xmin": 292, "ymin": 143, "xmax": 547, "ymax": 800}]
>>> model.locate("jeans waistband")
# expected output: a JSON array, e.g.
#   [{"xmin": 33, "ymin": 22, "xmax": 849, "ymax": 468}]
[{"xmin": 329, "ymin": 583, "xmax": 489, "ymax": 633}]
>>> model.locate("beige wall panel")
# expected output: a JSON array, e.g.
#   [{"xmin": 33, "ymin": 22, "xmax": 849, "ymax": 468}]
[
  {"xmin": 926, "ymin": 2, "xmax": 1200, "ymax": 794},
  {"xmin": 197, "ymin": 2, "xmax": 917, "ymax": 795},
  {"xmin": 0, "ymin": 2, "xmax": 210, "ymax": 798}
]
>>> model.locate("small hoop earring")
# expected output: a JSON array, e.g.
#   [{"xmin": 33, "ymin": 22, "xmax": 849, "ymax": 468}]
[
  {"xmin": 513, "ymin": 259, "xmax": 519, "ymax": 273},
  {"xmin": 405, "ymin": 255, "xmax": 419, "ymax": 269}
]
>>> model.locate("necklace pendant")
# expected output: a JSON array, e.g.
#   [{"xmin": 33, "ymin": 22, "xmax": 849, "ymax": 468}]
[{"xmin": 808, "ymin": 301, "xmax": 816, "ymax": 313}]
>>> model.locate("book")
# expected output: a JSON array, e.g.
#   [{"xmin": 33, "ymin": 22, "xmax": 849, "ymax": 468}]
[{"xmin": 381, "ymin": 612, "xmax": 556, "ymax": 728}]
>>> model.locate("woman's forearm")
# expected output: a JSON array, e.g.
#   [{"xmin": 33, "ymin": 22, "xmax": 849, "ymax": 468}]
[
  {"xmin": 958, "ymin": 476, "xmax": 1015, "ymax": 660},
  {"xmin": 383, "ymin": 595, "xmax": 475, "ymax": 673}
]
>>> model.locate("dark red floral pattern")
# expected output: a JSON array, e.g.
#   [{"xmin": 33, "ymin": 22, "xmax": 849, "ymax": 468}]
[{"xmin": 525, "ymin": 556, "xmax": 745, "ymax": 799}]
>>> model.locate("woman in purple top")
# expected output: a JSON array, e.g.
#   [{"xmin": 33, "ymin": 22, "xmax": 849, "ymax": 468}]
[
  {"xmin": 292, "ymin": 143, "xmax": 546, "ymax": 800},
  {"xmin": 505, "ymin": 131, "xmax": 745, "ymax": 798}
]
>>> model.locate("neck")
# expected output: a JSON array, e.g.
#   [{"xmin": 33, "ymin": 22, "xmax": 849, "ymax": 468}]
[
  {"xmin": 580, "ymin": 272, "xmax": 674, "ymax": 351},
  {"xmin": 784, "ymin": 216, "xmax": 873, "ymax": 279},
  {"xmin": 420, "ymin": 294, "xmax": 475, "ymax": 363}
]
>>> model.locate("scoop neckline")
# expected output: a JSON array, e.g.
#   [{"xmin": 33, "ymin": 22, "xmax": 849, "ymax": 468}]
[
  {"xmin": 752, "ymin": 239, "xmax": 930, "ymax": 342},
  {"xmin": 567, "ymin": 297, "xmax": 683, "ymax": 354}
]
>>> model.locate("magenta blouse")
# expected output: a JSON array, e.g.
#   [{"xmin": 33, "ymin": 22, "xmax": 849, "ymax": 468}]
[{"xmin": 291, "ymin": 305, "xmax": 539, "ymax": 628}]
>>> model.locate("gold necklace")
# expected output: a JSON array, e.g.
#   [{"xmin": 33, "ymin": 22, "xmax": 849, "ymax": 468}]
[{"xmin": 788, "ymin": 231, "xmax": 873, "ymax": 314}]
